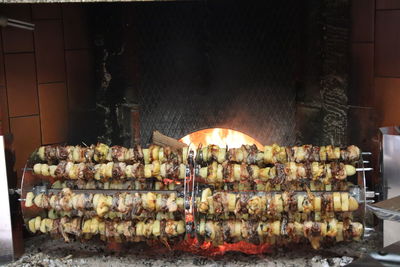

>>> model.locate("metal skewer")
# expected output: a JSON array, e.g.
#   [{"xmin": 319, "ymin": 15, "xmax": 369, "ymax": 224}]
[
  {"xmin": 0, "ymin": 16, "xmax": 34, "ymax": 31},
  {"xmin": 356, "ymin": 167, "xmax": 373, "ymax": 172}
]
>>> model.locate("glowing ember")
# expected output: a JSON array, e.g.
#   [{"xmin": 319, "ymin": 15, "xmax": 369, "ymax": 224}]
[
  {"xmin": 180, "ymin": 128, "xmax": 263, "ymax": 150},
  {"xmin": 144, "ymin": 237, "xmax": 271, "ymax": 256},
  {"xmin": 172, "ymin": 237, "xmax": 271, "ymax": 256}
]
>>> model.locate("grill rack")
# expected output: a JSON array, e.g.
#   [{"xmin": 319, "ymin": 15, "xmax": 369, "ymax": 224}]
[{"xmin": 18, "ymin": 148, "xmax": 374, "ymax": 249}]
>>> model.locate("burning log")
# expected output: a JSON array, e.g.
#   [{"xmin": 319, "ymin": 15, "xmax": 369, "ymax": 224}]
[{"xmin": 152, "ymin": 130, "xmax": 188, "ymax": 150}]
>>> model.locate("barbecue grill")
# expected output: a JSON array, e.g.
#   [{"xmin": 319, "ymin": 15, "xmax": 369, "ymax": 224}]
[
  {"xmin": 0, "ymin": 1, "xmax": 398, "ymax": 266},
  {"xmin": 14, "ymin": 143, "xmax": 372, "ymax": 255}
]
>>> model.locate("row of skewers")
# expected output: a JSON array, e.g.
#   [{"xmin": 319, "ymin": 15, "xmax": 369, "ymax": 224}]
[
  {"xmin": 32, "ymin": 161, "xmax": 356, "ymax": 186},
  {"xmin": 27, "ymin": 216, "xmax": 185, "ymax": 243},
  {"xmin": 197, "ymin": 189, "xmax": 359, "ymax": 217},
  {"xmin": 25, "ymin": 188, "xmax": 359, "ymax": 221},
  {"xmin": 37, "ymin": 143, "xmax": 360, "ymax": 165},
  {"xmin": 26, "ymin": 214, "xmax": 362, "ymax": 250},
  {"xmin": 196, "ymin": 218, "xmax": 363, "ymax": 250},
  {"xmin": 25, "ymin": 188, "xmax": 184, "ymax": 218}
]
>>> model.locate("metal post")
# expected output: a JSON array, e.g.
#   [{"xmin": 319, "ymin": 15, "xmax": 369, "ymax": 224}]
[
  {"xmin": 380, "ymin": 127, "xmax": 400, "ymax": 246},
  {"xmin": 0, "ymin": 136, "xmax": 14, "ymax": 263}
]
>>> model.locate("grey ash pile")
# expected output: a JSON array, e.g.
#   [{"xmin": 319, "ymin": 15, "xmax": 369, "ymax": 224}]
[{"xmin": 5, "ymin": 234, "xmax": 380, "ymax": 267}]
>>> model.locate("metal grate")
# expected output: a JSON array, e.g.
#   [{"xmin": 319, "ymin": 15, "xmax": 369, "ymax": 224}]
[{"xmin": 133, "ymin": 1, "xmax": 303, "ymax": 146}]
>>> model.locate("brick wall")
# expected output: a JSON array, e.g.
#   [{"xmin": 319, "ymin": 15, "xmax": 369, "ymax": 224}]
[
  {"xmin": 0, "ymin": 3, "xmax": 95, "ymax": 184},
  {"xmin": 351, "ymin": 0, "xmax": 400, "ymax": 126}
]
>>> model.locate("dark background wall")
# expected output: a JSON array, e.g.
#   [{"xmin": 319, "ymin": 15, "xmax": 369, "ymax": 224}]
[
  {"xmin": 0, "ymin": 4, "xmax": 95, "ymax": 186},
  {"xmin": 91, "ymin": 1, "xmax": 331, "ymax": 147},
  {"xmin": 129, "ymin": 1, "xmax": 303, "ymax": 146},
  {"xmin": 91, "ymin": 1, "xmax": 354, "ymax": 149}
]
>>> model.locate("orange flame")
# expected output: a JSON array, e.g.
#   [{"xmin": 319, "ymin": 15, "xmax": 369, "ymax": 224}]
[{"xmin": 180, "ymin": 128, "xmax": 263, "ymax": 150}]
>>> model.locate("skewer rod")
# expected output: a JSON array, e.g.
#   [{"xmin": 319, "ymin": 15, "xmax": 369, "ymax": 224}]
[
  {"xmin": 7, "ymin": 22, "xmax": 34, "ymax": 31},
  {"xmin": 356, "ymin": 168, "xmax": 373, "ymax": 172}
]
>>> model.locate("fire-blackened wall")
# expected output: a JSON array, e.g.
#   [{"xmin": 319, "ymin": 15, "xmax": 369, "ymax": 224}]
[
  {"xmin": 92, "ymin": 1, "xmax": 312, "ymax": 147},
  {"xmin": 92, "ymin": 1, "xmax": 351, "ymax": 148},
  {"xmin": 133, "ymin": 1, "xmax": 303, "ymax": 146}
]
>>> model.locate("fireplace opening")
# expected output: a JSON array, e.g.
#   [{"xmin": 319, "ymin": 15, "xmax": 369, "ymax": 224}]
[{"xmin": 179, "ymin": 128, "xmax": 263, "ymax": 150}]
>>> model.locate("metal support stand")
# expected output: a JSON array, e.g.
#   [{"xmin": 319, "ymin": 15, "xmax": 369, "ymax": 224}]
[{"xmin": 0, "ymin": 136, "xmax": 15, "ymax": 263}]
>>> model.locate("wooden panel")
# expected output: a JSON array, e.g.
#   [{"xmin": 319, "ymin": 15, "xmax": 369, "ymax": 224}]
[
  {"xmin": 0, "ymin": 34, "xmax": 6, "ymax": 134},
  {"xmin": 62, "ymin": 4, "xmax": 90, "ymax": 50},
  {"xmin": 0, "ymin": 32, "xmax": 5, "ymax": 86},
  {"xmin": 351, "ymin": 0, "xmax": 375, "ymax": 42},
  {"xmin": 0, "ymin": 86, "xmax": 9, "ymax": 135},
  {"xmin": 377, "ymin": 0, "xmax": 400, "ymax": 10},
  {"xmin": 5, "ymin": 54, "xmax": 39, "ymax": 117},
  {"xmin": 10, "ymin": 116, "xmax": 41, "ymax": 180},
  {"xmin": 34, "ymin": 20, "xmax": 66, "ymax": 83},
  {"xmin": 38, "ymin": 83, "xmax": 68, "ymax": 144},
  {"xmin": 2, "ymin": 28, "xmax": 34, "ymax": 54},
  {"xmin": 375, "ymin": 78, "xmax": 400, "ymax": 126},
  {"xmin": 376, "ymin": 10, "xmax": 400, "ymax": 77},
  {"xmin": 0, "ymin": 4, "xmax": 31, "ymax": 20},
  {"xmin": 32, "ymin": 4, "xmax": 62, "ymax": 19},
  {"xmin": 350, "ymin": 43, "xmax": 374, "ymax": 106},
  {"xmin": 65, "ymin": 50, "xmax": 94, "ymax": 110},
  {"xmin": 1, "ymin": 4, "xmax": 33, "ymax": 53}
]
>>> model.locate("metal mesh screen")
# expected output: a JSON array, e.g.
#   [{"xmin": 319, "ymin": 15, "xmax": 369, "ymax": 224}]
[{"xmin": 133, "ymin": 1, "xmax": 303, "ymax": 146}]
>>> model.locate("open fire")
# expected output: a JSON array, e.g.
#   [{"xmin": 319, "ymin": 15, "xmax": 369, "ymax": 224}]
[
  {"xmin": 179, "ymin": 129, "xmax": 268, "ymax": 255},
  {"xmin": 179, "ymin": 128, "xmax": 263, "ymax": 150}
]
